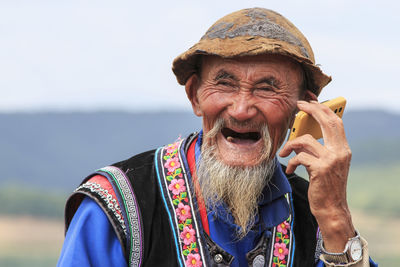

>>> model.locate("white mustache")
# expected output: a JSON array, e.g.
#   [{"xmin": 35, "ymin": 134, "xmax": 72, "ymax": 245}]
[{"xmin": 205, "ymin": 117, "xmax": 272, "ymax": 163}]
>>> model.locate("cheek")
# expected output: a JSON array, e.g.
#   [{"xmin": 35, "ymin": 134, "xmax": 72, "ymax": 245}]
[
  {"xmin": 268, "ymin": 116, "xmax": 292, "ymax": 154},
  {"xmin": 259, "ymin": 99, "xmax": 297, "ymax": 150},
  {"xmin": 199, "ymin": 97, "xmax": 224, "ymax": 116},
  {"xmin": 198, "ymin": 88, "xmax": 231, "ymax": 117},
  {"xmin": 260, "ymin": 96, "xmax": 297, "ymax": 123},
  {"xmin": 197, "ymin": 89, "xmax": 230, "ymax": 132},
  {"xmin": 268, "ymin": 113, "xmax": 291, "ymax": 140}
]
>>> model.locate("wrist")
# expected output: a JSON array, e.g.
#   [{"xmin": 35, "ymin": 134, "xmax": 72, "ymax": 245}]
[
  {"xmin": 314, "ymin": 209, "xmax": 355, "ymax": 252},
  {"xmin": 320, "ymin": 230, "xmax": 363, "ymax": 264}
]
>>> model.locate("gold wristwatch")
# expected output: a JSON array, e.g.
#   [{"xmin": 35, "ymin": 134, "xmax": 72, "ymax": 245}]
[{"xmin": 320, "ymin": 231, "xmax": 363, "ymax": 263}]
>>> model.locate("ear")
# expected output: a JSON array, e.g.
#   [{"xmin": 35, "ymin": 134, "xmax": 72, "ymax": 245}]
[
  {"xmin": 185, "ymin": 74, "xmax": 203, "ymax": 117},
  {"xmin": 288, "ymin": 90, "xmax": 318, "ymax": 130},
  {"xmin": 302, "ymin": 90, "xmax": 318, "ymax": 102}
]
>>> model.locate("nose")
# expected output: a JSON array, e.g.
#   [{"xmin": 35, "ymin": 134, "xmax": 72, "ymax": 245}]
[{"xmin": 227, "ymin": 93, "xmax": 257, "ymax": 121}]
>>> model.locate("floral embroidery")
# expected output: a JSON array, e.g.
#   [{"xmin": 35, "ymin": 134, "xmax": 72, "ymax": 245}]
[
  {"xmin": 274, "ymin": 243, "xmax": 289, "ymax": 260},
  {"xmin": 168, "ymin": 178, "xmax": 186, "ymax": 195},
  {"xmin": 272, "ymin": 216, "xmax": 291, "ymax": 267},
  {"xmin": 160, "ymin": 141, "xmax": 203, "ymax": 266},
  {"xmin": 166, "ymin": 142, "xmax": 180, "ymax": 154},
  {"xmin": 164, "ymin": 157, "xmax": 181, "ymax": 172},
  {"xmin": 277, "ymin": 221, "xmax": 290, "ymax": 235},
  {"xmin": 186, "ymin": 253, "xmax": 202, "ymax": 267},
  {"xmin": 181, "ymin": 226, "xmax": 196, "ymax": 245},
  {"xmin": 176, "ymin": 203, "xmax": 192, "ymax": 221}
]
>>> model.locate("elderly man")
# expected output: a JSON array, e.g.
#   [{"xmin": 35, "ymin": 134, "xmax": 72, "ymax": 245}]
[{"xmin": 58, "ymin": 8, "xmax": 377, "ymax": 267}]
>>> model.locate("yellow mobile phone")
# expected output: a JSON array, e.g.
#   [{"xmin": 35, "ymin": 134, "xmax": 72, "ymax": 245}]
[{"xmin": 288, "ymin": 96, "xmax": 346, "ymax": 141}]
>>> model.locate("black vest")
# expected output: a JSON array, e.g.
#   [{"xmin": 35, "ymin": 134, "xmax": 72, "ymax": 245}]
[{"xmin": 65, "ymin": 136, "xmax": 319, "ymax": 267}]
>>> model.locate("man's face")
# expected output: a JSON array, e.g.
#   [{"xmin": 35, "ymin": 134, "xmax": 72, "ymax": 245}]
[{"xmin": 187, "ymin": 54, "xmax": 304, "ymax": 166}]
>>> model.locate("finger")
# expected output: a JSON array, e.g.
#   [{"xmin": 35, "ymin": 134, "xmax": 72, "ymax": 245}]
[
  {"xmin": 279, "ymin": 133, "xmax": 325, "ymax": 158},
  {"xmin": 297, "ymin": 101, "xmax": 347, "ymax": 146},
  {"xmin": 286, "ymin": 151, "xmax": 316, "ymax": 174}
]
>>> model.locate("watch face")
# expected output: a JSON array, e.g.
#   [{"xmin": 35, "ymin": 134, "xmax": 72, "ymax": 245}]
[{"xmin": 350, "ymin": 240, "xmax": 362, "ymax": 261}]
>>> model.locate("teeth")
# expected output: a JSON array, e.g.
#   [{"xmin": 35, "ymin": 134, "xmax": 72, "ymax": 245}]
[{"xmin": 227, "ymin": 136, "xmax": 234, "ymax": 142}]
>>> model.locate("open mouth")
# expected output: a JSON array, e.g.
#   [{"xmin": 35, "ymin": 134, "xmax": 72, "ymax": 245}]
[{"xmin": 221, "ymin": 127, "xmax": 261, "ymax": 144}]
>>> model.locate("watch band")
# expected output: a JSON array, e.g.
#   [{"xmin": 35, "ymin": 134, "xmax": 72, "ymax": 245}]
[{"xmin": 320, "ymin": 230, "xmax": 362, "ymax": 264}]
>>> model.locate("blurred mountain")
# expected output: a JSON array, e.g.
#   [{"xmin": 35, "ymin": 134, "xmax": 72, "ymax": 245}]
[
  {"xmin": 343, "ymin": 110, "xmax": 400, "ymax": 167},
  {"xmin": 0, "ymin": 109, "xmax": 399, "ymax": 191},
  {"xmin": 0, "ymin": 112, "xmax": 201, "ymax": 190}
]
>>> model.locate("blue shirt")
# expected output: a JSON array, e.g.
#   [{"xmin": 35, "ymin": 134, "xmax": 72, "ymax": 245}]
[
  {"xmin": 58, "ymin": 132, "xmax": 378, "ymax": 266},
  {"xmin": 57, "ymin": 197, "xmax": 127, "ymax": 267}
]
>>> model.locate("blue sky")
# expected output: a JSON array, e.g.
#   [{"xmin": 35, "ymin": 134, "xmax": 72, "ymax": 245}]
[{"xmin": 0, "ymin": 0, "xmax": 399, "ymax": 112}]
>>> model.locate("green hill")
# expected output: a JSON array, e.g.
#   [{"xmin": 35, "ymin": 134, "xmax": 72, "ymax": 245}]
[{"xmin": 0, "ymin": 109, "xmax": 399, "ymax": 191}]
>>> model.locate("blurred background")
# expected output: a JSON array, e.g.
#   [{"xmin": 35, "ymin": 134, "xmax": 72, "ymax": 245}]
[{"xmin": 0, "ymin": 0, "xmax": 399, "ymax": 266}]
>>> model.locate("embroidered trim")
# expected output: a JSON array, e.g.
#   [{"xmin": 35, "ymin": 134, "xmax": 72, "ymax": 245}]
[
  {"xmin": 155, "ymin": 140, "xmax": 206, "ymax": 267},
  {"xmin": 75, "ymin": 181, "xmax": 126, "ymax": 234},
  {"xmin": 98, "ymin": 166, "xmax": 143, "ymax": 267},
  {"xmin": 269, "ymin": 193, "xmax": 295, "ymax": 267},
  {"xmin": 314, "ymin": 228, "xmax": 323, "ymax": 263}
]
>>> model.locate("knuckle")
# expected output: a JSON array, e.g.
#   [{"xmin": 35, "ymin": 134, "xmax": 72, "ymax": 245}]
[
  {"xmin": 347, "ymin": 148, "xmax": 352, "ymax": 159},
  {"xmin": 303, "ymin": 133, "xmax": 314, "ymax": 141},
  {"xmin": 327, "ymin": 118, "xmax": 338, "ymax": 128},
  {"xmin": 344, "ymin": 147, "xmax": 352, "ymax": 161},
  {"xmin": 330, "ymin": 148, "xmax": 352, "ymax": 164},
  {"xmin": 319, "ymin": 103, "xmax": 330, "ymax": 111},
  {"xmin": 332, "ymin": 116, "xmax": 344, "ymax": 127},
  {"xmin": 297, "ymin": 152, "xmax": 306, "ymax": 159},
  {"xmin": 299, "ymin": 134, "xmax": 315, "ymax": 144},
  {"xmin": 287, "ymin": 157, "xmax": 297, "ymax": 166}
]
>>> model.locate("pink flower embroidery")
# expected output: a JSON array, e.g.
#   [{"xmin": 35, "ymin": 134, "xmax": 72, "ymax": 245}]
[
  {"xmin": 180, "ymin": 226, "xmax": 196, "ymax": 245},
  {"xmin": 274, "ymin": 243, "xmax": 289, "ymax": 260},
  {"xmin": 176, "ymin": 202, "xmax": 192, "ymax": 221},
  {"xmin": 277, "ymin": 221, "xmax": 290, "ymax": 235},
  {"xmin": 166, "ymin": 143, "xmax": 179, "ymax": 154},
  {"xmin": 168, "ymin": 179, "xmax": 186, "ymax": 195},
  {"xmin": 186, "ymin": 253, "xmax": 202, "ymax": 267},
  {"xmin": 164, "ymin": 157, "xmax": 181, "ymax": 172}
]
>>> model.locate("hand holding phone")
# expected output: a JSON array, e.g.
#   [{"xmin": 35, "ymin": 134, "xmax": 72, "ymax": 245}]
[
  {"xmin": 280, "ymin": 96, "xmax": 354, "ymax": 253},
  {"xmin": 288, "ymin": 96, "xmax": 346, "ymax": 141}
]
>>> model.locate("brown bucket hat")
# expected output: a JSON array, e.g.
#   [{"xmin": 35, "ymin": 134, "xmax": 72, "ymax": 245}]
[{"xmin": 172, "ymin": 8, "xmax": 331, "ymax": 95}]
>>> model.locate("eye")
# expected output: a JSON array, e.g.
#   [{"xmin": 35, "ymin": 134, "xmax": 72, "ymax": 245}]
[
  {"xmin": 255, "ymin": 78, "xmax": 282, "ymax": 94},
  {"xmin": 217, "ymin": 80, "xmax": 234, "ymax": 87},
  {"xmin": 257, "ymin": 86, "xmax": 273, "ymax": 91},
  {"xmin": 255, "ymin": 83, "xmax": 277, "ymax": 93}
]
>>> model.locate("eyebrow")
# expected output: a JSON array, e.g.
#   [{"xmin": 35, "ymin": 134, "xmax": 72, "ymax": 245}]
[
  {"xmin": 255, "ymin": 77, "xmax": 277, "ymax": 86},
  {"xmin": 214, "ymin": 70, "xmax": 239, "ymax": 81}
]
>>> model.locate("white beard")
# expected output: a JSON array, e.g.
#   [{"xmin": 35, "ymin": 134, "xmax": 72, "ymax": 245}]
[{"xmin": 196, "ymin": 118, "xmax": 276, "ymax": 238}]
